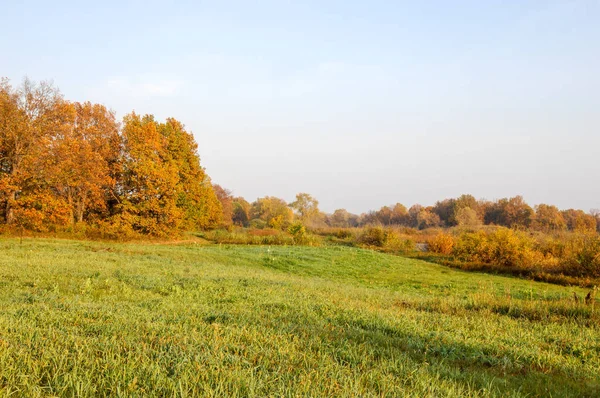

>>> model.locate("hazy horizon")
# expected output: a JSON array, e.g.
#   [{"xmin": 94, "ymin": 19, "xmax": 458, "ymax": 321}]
[{"xmin": 3, "ymin": 1, "xmax": 599, "ymax": 214}]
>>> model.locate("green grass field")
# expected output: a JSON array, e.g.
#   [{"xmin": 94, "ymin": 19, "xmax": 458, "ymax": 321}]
[{"xmin": 0, "ymin": 239, "xmax": 598, "ymax": 397}]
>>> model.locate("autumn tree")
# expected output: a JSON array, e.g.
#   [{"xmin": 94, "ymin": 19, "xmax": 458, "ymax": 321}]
[
  {"xmin": 115, "ymin": 113, "xmax": 181, "ymax": 236},
  {"xmin": 484, "ymin": 196, "xmax": 534, "ymax": 228},
  {"xmin": 159, "ymin": 118, "xmax": 222, "ymax": 231},
  {"xmin": 232, "ymin": 197, "xmax": 251, "ymax": 227},
  {"xmin": 112, "ymin": 115, "xmax": 222, "ymax": 236},
  {"xmin": 375, "ymin": 205, "xmax": 393, "ymax": 225},
  {"xmin": 329, "ymin": 208, "xmax": 359, "ymax": 228},
  {"xmin": 290, "ymin": 193, "xmax": 323, "ymax": 227},
  {"xmin": 251, "ymin": 196, "xmax": 293, "ymax": 229},
  {"xmin": 454, "ymin": 194, "xmax": 482, "ymax": 224},
  {"xmin": 504, "ymin": 196, "xmax": 534, "ymax": 228},
  {"xmin": 432, "ymin": 199, "xmax": 455, "ymax": 226},
  {"xmin": 390, "ymin": 203, "xmax": 409, "ymax": 225},
  {"xmin": 455, "ymin": 207, "xmax": 480, "ymax": 227},
  {"xmin": 418, "ymin": 207, "xmax": 442, "ymax": 229},
  {"xmin": 533, "ymin": 204, "xmax": 566, "ymax": 232},
  {"xmin": 591, "ymin": 209, "xmax": 600, "ymax": 233},
  {"xmin": 0, "ymin": 78, "xmax": 68, "ymax": 228},
  {"xmin": 213, "ymin": 184, "xmax": 234, "ymax": 228},
  {"xmin": 359, "ymin": 211, "xmax": 379, "ymax": 226},
  {"xmin": 561, "ymin": 209, "xmax": 597, "ymax": 233},
  {"xmin": 433, "ymin": 194, "xmax": 481, "ymax": 226},
  {"xmin": 329, "ymin": 209, "xmax": 348, "ymax": 227},
  {"xmin": 0, "ymin": 79, "xmax": 22, "ymax": 222},
  {"xmin": 408, "ymin": 204, "xmax": 441, "ymax": 229},
  {"xmin": 477, "ymin": 199, "xmax": 493, "ymax": 223},
  {"xmin": 408, "ymin": 204, "xmax": 423, "ymax": 228},
  {"xmin": 48, "ymin": 101, "xmax": 120, "ymax": 224}
]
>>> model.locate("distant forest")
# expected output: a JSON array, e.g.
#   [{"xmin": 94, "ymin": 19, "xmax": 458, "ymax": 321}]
[{"xmin": 1, "ymin": 78, "xmax": 599, "ymax": 237}]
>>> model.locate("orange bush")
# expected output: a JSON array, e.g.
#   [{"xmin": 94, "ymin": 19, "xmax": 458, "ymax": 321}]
[{"xmin": 428, "ymin": 233, "xmax": 455, "ymax": 255}]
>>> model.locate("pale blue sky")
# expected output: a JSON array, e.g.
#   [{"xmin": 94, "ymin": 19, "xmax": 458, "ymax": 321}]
[{"xmin": 2, "ymin": 0, "xmax": 599, "ymax": 213}]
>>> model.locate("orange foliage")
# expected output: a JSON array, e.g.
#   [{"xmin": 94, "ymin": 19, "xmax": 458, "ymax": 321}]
[
  {"xmin": 0, "ymin": 79, "xmax": 223, "ymax": 237},
  {"xmin": 428, "ymin": 233, "xmax": 455, "ymax": 255}
]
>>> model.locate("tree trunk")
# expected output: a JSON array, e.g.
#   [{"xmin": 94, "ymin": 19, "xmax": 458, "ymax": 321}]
[
  {"xmin": 67, "ymin": 189, "xmax": 75, "ymax": 226},
  {"xmin": 6, "ymin": 154, "xmax": 22, "ymax": 224},
  {"xmin": 77, "ymin": 201, "xmax": 85, "ymax": 223},
  {"xmin": 5, "ymin": 190, "xmax": 15, "ymax": 224},
  {"xmin": 76, "ymin": 191, "xmax": 86, "ymax": 223}
]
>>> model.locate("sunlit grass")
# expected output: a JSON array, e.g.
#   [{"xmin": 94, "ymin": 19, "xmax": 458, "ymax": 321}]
[{"xmin": 0, "ymin": 239, "xmax": 598, "ymax": 397}]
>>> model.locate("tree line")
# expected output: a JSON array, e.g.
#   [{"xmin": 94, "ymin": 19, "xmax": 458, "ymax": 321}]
[
  {"xmin": 0, "ymin": 78, "xmax": 221, "ymax": 236},
  {"xmin": 2, "ymin": 78, "xmax": 598, "ymax": 237},
  {"xmin": 217, "ymin": 192, "xmax": 599, "ymax": 234}
]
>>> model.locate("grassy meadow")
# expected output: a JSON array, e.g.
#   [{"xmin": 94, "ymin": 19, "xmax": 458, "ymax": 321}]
[{"xmin": 0, "ymin": 239, "xmax": 598, "ymax": 397}]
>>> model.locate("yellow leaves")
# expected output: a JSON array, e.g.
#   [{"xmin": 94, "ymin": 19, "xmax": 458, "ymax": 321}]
[
  {"xmin": 269, "ymin": 215, "xmax": 286, "ymax": 230},
  {"xmin": 453, "ymin": 228, "xmax": 535, "ymax": 268},
  {"xmin": 428, "ymin": 233, "xmax": 455, "ymax": 255},
  {"xmin": 115, "ymin": 113, "xmax": 223, "ymax": 236},
  {"xmin": 251, "ymin": 197, "xmax": 293, "ymax": 230}
]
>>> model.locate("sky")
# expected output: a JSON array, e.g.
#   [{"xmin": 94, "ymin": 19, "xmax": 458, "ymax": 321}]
[{"xmin": 2, "ymin": 0, "xmax": 599, "ymax": 214}]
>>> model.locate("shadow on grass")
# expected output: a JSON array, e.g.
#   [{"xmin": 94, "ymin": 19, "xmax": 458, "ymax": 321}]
[
  {"xmin": 404, "ymin": 252, "xmax": 600, "ymax": 289},
  {"xmin": 287, "ymin": 309, "xmax": 599, "ymax": 397}
]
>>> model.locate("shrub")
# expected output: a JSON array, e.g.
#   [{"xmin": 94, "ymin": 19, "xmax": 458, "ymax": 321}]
[
  {"xmin": 288, "ymin": 222, "xmax": 307, "ymax": 244},
  {"xmin": 93, "ymin": 216, "xmax": 141, "ymax": 241},
  {"xmin": 268, "ymin": 215, "xmax": 286, "ymax": 230},
  {"xmin": 453, "ymin": 227, "xmax": 536, "ymax": 268},
  {"xmin": 359, "ymin": 226, "xmax": 386, "ymax": 247},
  {"xmin": 487, "ymin": 228, "xmax": 535, "ymax": 267},
  {"xmin": 248, "ymin": 228, "xmax": 280, "ymax": 237},
  {"xmin": 200, "ymin": 227, "xmax": 321, "ymax": 247},
  {"xmin": 383, "ymin": 230, "xmax": 416, "ymax": 253},
  {"xmin": 322, "ymin": 228, "xmax": 355, "ymax": 239},
  {"xmin": 562, "ymin": 233, "xmax": 600, "ymax": 277},
  {"xmin": 428, "ymin": 233, "xmax": 455, "ymax": 255},
  {"xmin": 249, "ymin": 219, "xmax": 267, "ymax": 229},
  {"xmin": 453, "ymin": 231, "xmax": 492, "ymax": 263}
]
